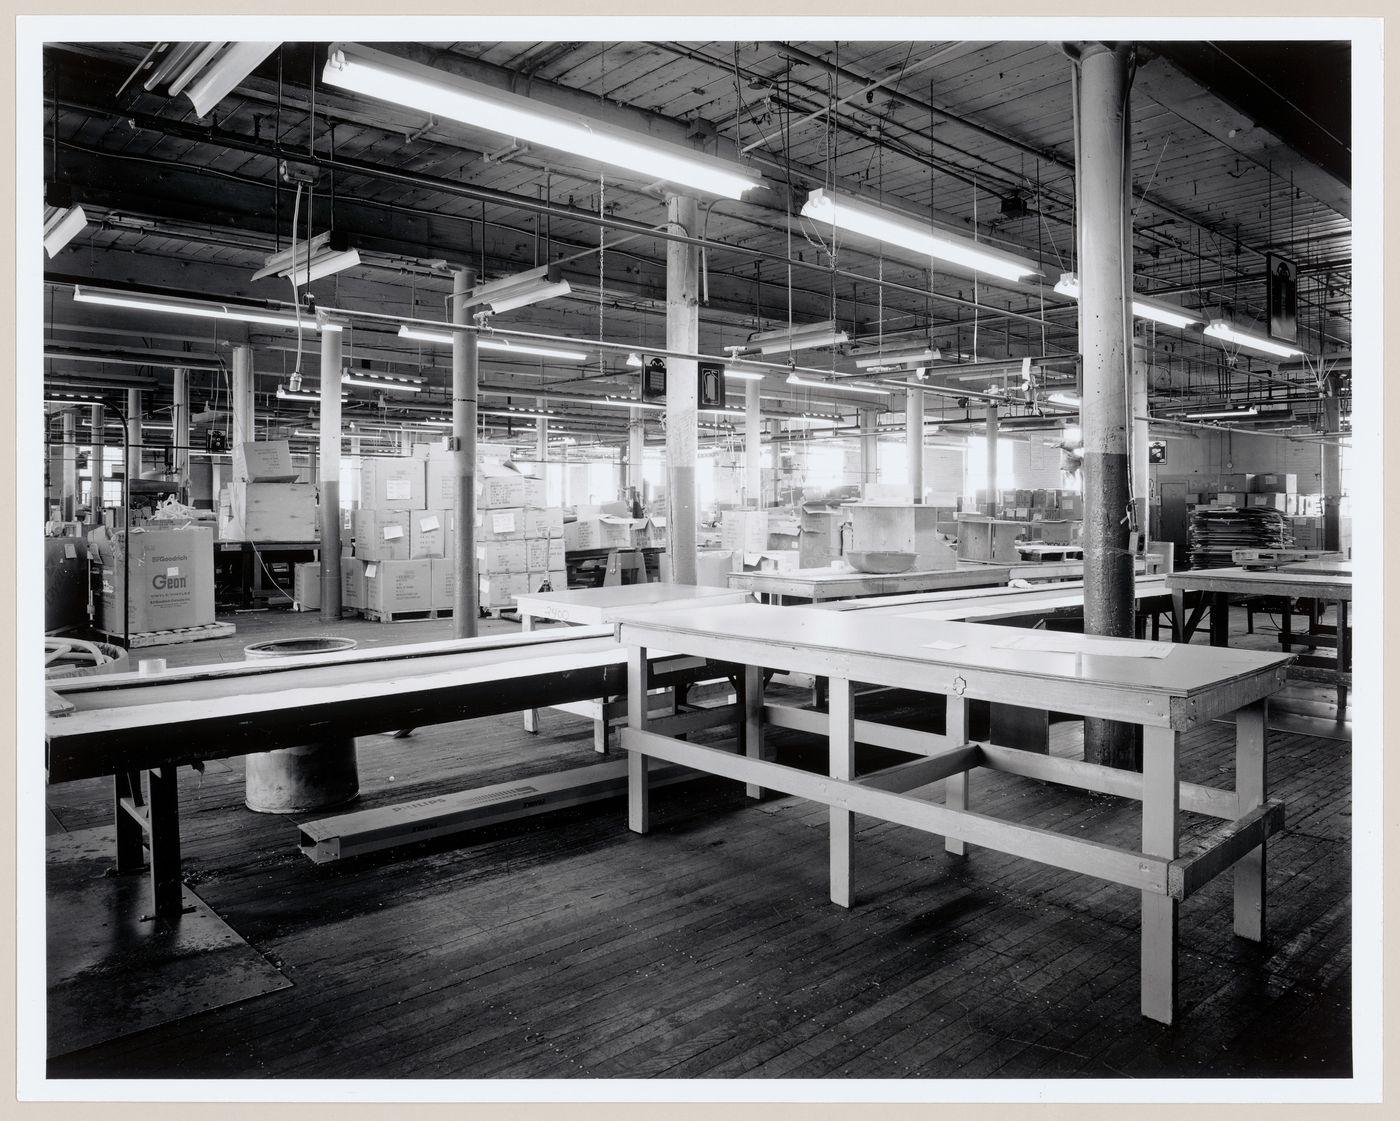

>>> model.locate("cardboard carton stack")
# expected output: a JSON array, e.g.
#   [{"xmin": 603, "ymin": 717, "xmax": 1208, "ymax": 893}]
[
  {"xmin": 97, "ymin": 524, "xmax": 216, "ymax": 635},
  {"xmin": 219, "ymin": 441, "xmax": 318, "ymax": 542},
  {"xmin": 476, "ymin": 467, "xmax": 564, "ymax": 607},
  {"xmin": 347, "ymin": 455, "xmax": 437, "ymax": 617}
]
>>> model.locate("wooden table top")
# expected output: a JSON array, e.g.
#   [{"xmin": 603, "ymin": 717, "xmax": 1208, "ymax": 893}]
[
  {"xmin": 821, "ymin": 576, "xmax": 1173, "ymax": 622},
  {"xmin": 1166, "ymin": 565, "xmax": 1353, "ymax": 599},
  {"xmin": 514, "ymin": 582, "xmax": 750, "ymax": 624},
  {"xmin": 617, "ymin": 602, "xmax": 1291, "ymax": 730},
  {"xmin": 725, "ymin": 563, "xmax": 1011, "ymax": 598}
]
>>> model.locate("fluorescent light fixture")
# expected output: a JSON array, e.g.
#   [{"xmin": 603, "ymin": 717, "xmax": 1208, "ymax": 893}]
[
  {"xmin": 323, "ymin": 43, "xmax": 764, "ymax": 200},
  {"xmin": 1047, "ymin": 392, "xmax": 1080, "ymax": 408},
  {"xmin": 396, "ymin": 324, "xmax": 588, "ymax": 362},
  {"xmin": 747, "ymin": 319, "xmax": 849, "ymax": 355},
  {"xmin": 277, "ymin": 385, "xmax": 347, "ymax": 402},
  {"xmin": 465, "ymin": 264, "xmax": 571, "ymax": 313},
  {"xmin": 182, "ymin": 42, "xmax": 280, "ymax": 116},
  {"xmin": 803, "ymin": 188, "xmax": 1038, "ymax": 282},
  {"xmin": 1053, "ymin": 273, "xmax": 1201, "ymax": 330},
  {"xmin": 252, "ymin": 230, "xmax": 361, "ymax": 286},
  {"xmin": 43, "ymin": 204, "xmax": 88, "ymax": 256},
  {"xmin": 853, "ymin": 345, "xmax": 941, "ymax": 372},
  {"xmin": 626, "ymin": 352, "xmax": 644, "ymax": 368},
  {"xmin": 341, "ymin": 374, "xmax": 423, "ymax": 394},
  {"xmin": 786, "ymin": 373, "xmax": 889, "ymax": 397},
  {"xmin": 482, "ymin": 408, "xmax": 556, "ymax": 422},
  {"xmin": 295, "ymin": 428, "xmax": 390, "ymax": 441},
  {"xmin": 724, "ymin": 363, "xmax": 766, "ymax": 382},
  {"xmin": 1183, "ymin": 405, "xmax": 1260, "ymax": 420},
  {"xmin": 1204, "ymin": 319, "xmax": 1305, "ymax": 359},
  {"xmin": 73, "ymin": 284, "xmax": 318, "ymax": 331}
]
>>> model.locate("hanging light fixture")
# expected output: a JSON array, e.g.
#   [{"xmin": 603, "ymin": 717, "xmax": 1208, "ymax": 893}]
[
  {"xmin": 802, "ymin": 188, "xmax": 1039, "ymax": 281},
  {"xmin": 743, "ymin": 319, "xmax": 850, "ymax": 355},
  {"xmin": 277, "ymin": 385, "xmax": 348, "ymax": 403},
  {"xmin": 322, "ymin": 43, "xmax": 764, "ymax": 200},
  {"xmin": 397, "ymin": 324, "xmax": 588, "ymax": 362},
  {"xmin": 463, "ymin": 264, "xmax": 571, "ymax": 313},
  {"xmin": 43, "ymin": 185, "xmax": 88, "ymax": 257},
  {"xmin": 73, "ymin": 284, "xmax": 324, "ymax": 330},
  {"xmin": 786, "ymin": 373, "xmax": 889, "ymax": 397},
  {"xmin": 252, "ymin": 230, "xmax": 361, "ymax": 287},
  {"xmin": 1053, "ymin": 273, "xmax": 1201, "ymax": 330},
  {"xmin": 852, "ymin": 345, "xmax": 942, "ymax": 372},
  {"xmin": 1183, "ymin": 405, "xmax": 1261, "ymax": 420},
  {"xmin": 1204, "ymin": 319, "xmax": 1306, "ymax": 359},
  {"xmin": 140, "ymin": 42, "xmax": 281, "ymax": 117}
]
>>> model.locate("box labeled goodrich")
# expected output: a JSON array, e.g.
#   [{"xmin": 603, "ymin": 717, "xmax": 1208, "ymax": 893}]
[
  {"xmin": 352, "ymin": 508, "xmax": 411, "ymax": 561},
  {"xmin": 98, "ymin": 526, "xmax": 215, "ymax": 633},
  {"xmin": 361, "ymin": 558, "xmax": 432, "ymax": 614},
  {"xmin": 228, "ymin": 482, "xmax": 319, "ymax": 542},
  {"xmin": 410, "ymin": 509, "xmax": 453, "ymax": 559},
  {"xmin": 233, "ymin": 440, "xmax": 298, "ymax": 483},
  {"xmin": 1247, "ymin": 493, "xmax": 1289, "ymax": 510},
  {"xmin": 425, "ymin": 458, "xmax": 456, "ymax": 508},
  {"xmin": 359, "ymin": 457, "xmax": 426, "ymax": 511}
]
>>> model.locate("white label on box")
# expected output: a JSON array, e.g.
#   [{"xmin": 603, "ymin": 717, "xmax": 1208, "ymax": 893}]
[
  {"xmin": 386, "ymin": 478, "xmax": 411, "ymax": 500},
  {"xmin": 492, "ymin": 511, "xmax": 516, "ymax": 533},
  {"xmin": 365, "ymin": 563, "xmax": 378, "ymax": 578},
  {"xmin": 383, "ymin": 525, "xmax": 404, "ymax": 540},
  {"xmin": 166, "ymin": 566, "xmax": 180, "ymax": 577},
  {"xmin": 420, "ymin": 515, "xmax": 440, "ymax": 531},
  {"xmin": 64, "ymin": 544, "xmax": 77, "ymax": 559}
]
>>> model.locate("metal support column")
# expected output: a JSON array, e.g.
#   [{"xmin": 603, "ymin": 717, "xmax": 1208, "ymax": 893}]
[
  {"xmin": 1131, "ymin": 337, "xmax": 1150, "ymax": 538},
  {"xmin": 231, "ymin": 345, "xmax": 254, "ymax": 449},
  {"xmin": 60, "ymin": 411, "xmax": 78, "ymax": 520},
  {"xmin": 1322, "ymin": 374, "xmax": 1342, "ymax": 553},
  {"xmin": 745, "ymin": 377, "xmax": 763, "ymax": 506},
  {"xmin": 906, "ymin": 386, "xmax": 925, "ymax": 502},
  {"xmin": 1074, "ymin": 41, "xmax": 1137, "ymax": 768},
  {"xmin": 859, "ymin": 406, "xmax": 879, "ymax": 491},
  {"xmin": 453, "ymin": 269, "xmax": 480, "ymax": 636},
  {"xmin": 126, "ymin": 389, "xmax": 143, "ymax": 484},
  {"xmin": 89, "ymin": 404, "xmax": 104, "ymax": 520},
  {"xmin": 665, "ymin": 193, "xmax": 700, "ymax": 585},
  {"xmin": 171, "ymin": 366, "xmax": 190, "ymax": 496},
  {"xmin": 985, "ymin": 402, "xmax": 999, "ymax": 502},
  {"xmin": 318, "ymin": 328, "xmax": 343, "ymax": 621}
]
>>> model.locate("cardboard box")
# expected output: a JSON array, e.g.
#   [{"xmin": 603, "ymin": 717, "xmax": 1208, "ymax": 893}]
[
  {"xmin": 98, "ymin": 526, "xmax": 215, "ymax": 633},
  {"xmin": 480, "ymin": 473, "xmax": 547, "ymax": 509},
  {"xmin": 1059, "ymin": 494, "xmax": 1083, "ymax": 519},
  {"xmin": 352, "ymin": 509, "xmax": 411, "ymax": 561},
  {"xmin": 477, "ymin": 540, "xmax": 528, "ymax": 573},
  {"xmin": 521, "ymin": 507, "xmax": 565, "ymax": 539},
  {"xmin": 293, "ymin": 561, "xmax": 321, "ymax": 610},
  {"xmin": 477, "ymin": 507, "xmax": 527, "ymax": 541},
  {"xmin": 721, "ymin": 510, "xmax": 770, "ymax": 554},
  {"xmin": 342, "ymin": 558, "xmax": 365, "ymax": 609},
  {"xmin": 430, "ymin": 557, "xmax": 454, "ymax": 609},
  {"xmin": 1248, "ymin": 493, "xmax": 1289, "ymax": 510},
  {"xmin": 361, "ymin": 558, "xmax": 432, "ymax": 614},
  {"xmin": 225, "ymin": 482, "xmax": 318, "ymax": 542},
  {"xmin": 410, "ymin": 509, "xmax": 453, "ymax": 559},
  {"xmin": 1251, "ymin": 473, "xmax": 1297, "ymax": 494},
  {"xmin": 233, "ymin": 440, "xmax": 298, "ymax": 483},
  {"xmin": 1219, "ymin": 473, "xmax": 1254, "ymax": 491},
  {"xmin": 1215, "ymin": 492, "xmax": 1245, "ymax": 507},
  {"xmin": 359, "ymin": 457, "xmax": 426, "ymax": 511},
  {"xmin": 564, "ymin": 516, "xmax": 633, "ymax": 551},
  {"xmin": 479, "ymin": 571, "xmax": 529, "ymax": 608},
  {"xmin": 526, "ymin": 537, "xmax": 566, "ymax": 571},
  {"xmin": 425, "ymin": 458, "xmax": 456, "ymax": 508}
]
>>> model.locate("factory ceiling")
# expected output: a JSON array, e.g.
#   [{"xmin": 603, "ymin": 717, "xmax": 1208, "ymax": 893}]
[{"xmin": 39, "ymin": 38, "xmax": 1353, "ymax": 450}]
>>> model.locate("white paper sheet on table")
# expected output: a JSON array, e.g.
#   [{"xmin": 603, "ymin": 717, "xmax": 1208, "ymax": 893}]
[{"xmin": 993, "ymin": 632, "xmax": 1174, "ymax": 658}]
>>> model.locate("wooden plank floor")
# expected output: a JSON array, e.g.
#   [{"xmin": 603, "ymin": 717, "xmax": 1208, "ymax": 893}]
[{"xmin": 44, "ymin": 605, "xmax": 1353, "ymax": 1080}]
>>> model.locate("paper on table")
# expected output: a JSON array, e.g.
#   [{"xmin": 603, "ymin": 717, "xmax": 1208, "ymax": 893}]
[
  {"xmin": 920, "ymin": 639, "xmax": 965, "ymax": 651},
  {"xmin": 492, "ymin": 511, "xmax": 516, "ymax": 533},
  {"xmin": 993, "ymin": 631, "xmax": 1174, "ymax": 658}
]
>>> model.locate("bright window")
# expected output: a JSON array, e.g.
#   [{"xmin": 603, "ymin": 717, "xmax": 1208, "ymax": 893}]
[{"xmin": 964, "ymin": 436, "xmax": 1017, "ymax": 496}]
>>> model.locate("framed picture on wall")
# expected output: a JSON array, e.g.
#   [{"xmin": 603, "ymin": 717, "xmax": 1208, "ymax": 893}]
[{"xmin": 1148, "ymin": 440, "xmax": 1168, "ymax": 464}]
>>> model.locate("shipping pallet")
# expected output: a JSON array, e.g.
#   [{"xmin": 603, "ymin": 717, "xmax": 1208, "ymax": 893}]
[
  {"xmin": 358, "ymin": 608, "xmax": 454, "ymax": 624},
  {"xmin": 479, "ymin": 605, "xmax": 519, "ymax": 620},
  {"xmin": 1232, "ymin": 547, "xmax": 1334, "ymax": 570},
  {"xmin": 95, "ymin": 620, "xmax": 237, "ymax": 649},
  {"xmin": 1016, "ymin": 544, "xmax": 1085, "ymax": 563}
]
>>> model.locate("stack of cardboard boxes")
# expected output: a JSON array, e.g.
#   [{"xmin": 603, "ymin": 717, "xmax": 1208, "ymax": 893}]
[
  {"xmin": 219, "ymin": 441, "xmax": 318, "ymax": 542},
  {"xmin": 476, "ymin": 468, "xmax": 565, "ymax": 609},
  {"xmin": 343, "ymin": 455, "xmax": 445, "ymax": 618},
  {"xmin": 96, "ymin": 524, "xmax": 217, "ymax": 635}
]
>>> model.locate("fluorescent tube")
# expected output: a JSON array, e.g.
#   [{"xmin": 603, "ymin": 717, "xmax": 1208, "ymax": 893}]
[
  {"xmin": 43, "ymin": 205, "xmax": 88, "ymax": 256},
  {"xmin": 397, "ymin": 324, "xmax": 588, "ymax": 361},
  {"xmin": 1054, "ymin": 273, "xmax": 1201, "ymax": 330},
  {"xmin": 1204, "ymin": 320, "xmax": 1305, "ymax": 359},
  {"xmin": 184, "ymin": 42, "xmax": 279, "ymax": 117},
  {"xmin": 786, "ymin": 373, "xmax": 889, "ymax": 397},
  {"xmin": 73, "ymin": 285, "xmax": 319, "ymax": 330}
]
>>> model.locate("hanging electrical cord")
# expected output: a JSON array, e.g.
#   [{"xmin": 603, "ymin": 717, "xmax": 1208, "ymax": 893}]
[{"xmin": 285, "ymin": 180, "xmax": 305, "ymax": 391}]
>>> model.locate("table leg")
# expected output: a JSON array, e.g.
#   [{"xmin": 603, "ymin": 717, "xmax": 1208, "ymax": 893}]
[
  {"xmin": 521, "ymin": 613, "xmax": 539, "ymax": 734},
  {"xmin": 828, "ymin": 676, "xmax": 855, "ymax": 908},
  {"xmin": 1141, "ymin": 724, "xmax": 1180, "ymax": 1024},
  {"xmin": 1233, "ymin": 699, "xmax": 1267, "ymax": 942},
  {"xmin": 944, "ymin": 696, "xmax": 969, "ymax": 856},
  {"xmin": 1336, "ymin": 601, "xmax": 1350, "ymax": 714},
  {"xmin": 743, "ymin": 664, "xmax": 766, "ymax": 799},
  {"xmin": 113, "ymin": 771, "xmax": 144, "ymax": 873},
  {"xmin": 1280, "ymin": 596, "xmax": 1293, "ymax": 653},
  {"xmin": 1209, "ymin": 591, "xmax": 1229, "ymax": 647},
  {"xmin": 1170, "ymin": 589, "xmax": 1185, "ymax": 643},
  {"xmin": 626, "ymin": 644, "xmax": 650, "ymax": 834},
  {"xmin": 147, "ymin": 765, "xmax": 183, "ymax": 922}
]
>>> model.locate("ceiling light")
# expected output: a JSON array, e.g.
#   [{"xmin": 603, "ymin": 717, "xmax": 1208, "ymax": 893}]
[
  {"xmin": 746, "ymin": 319, "xmax": 850, "ymax": 355},
  {"xmin": 1183, "ymin": 405, "xmax": 1260, "ymax": 420},
  {"xmin": 145, "ymin": 41, "xmax": 280, "ymax": 117},
  {"xmin": 73, "ymin": 284, "xmax": 319, "ymax": 331},
  {"xmin": 1046, "ymin": 392, "xmax": 1080, "ymax": 408},
  {"xmin": 341, "ymin": 374, "xmax": 422, "ymax": 394},
  {"xmin": 277, "ymin": 385, "xmax": 348, "ymax": 403},
  {"xmin": 252, "ymin": 230, "xmax": 361, "ymax": 286},
  {"xmin": 803, "ymin": 188, "xmax": 1039, "ymax": 282},
  {"xmin": 465, "ymin": 265, "xmax": 571, "ymax": 313},
  {"xmin": 1204, "ymin": 319, "xmax": 1306, "ymax": 359},
  {"xmin": 43, "ymin": 204, "xmax": 88, "ymax": 257},
  {"xmin": 396, "ymin": 324, "xmax": 588, "ymax": 362},
  {"xmin": 853, "ymin": 345, "xmax": 942, "ymax": 372},
  {"xmin": 786, "ymin": 373, "xmax": 890, "ymax": 397},
  {"xmin": 323, "ymin": 43, "xmax": 764, "ymax": 200},
  {"xmin": 1053, "ymin": 273, "xmax": 1201, "ymax": 330},
  {"xmin": 724, "ymin": 363, "xmax": 767, "ymax": 382},
  {"xmin": 295, "ymin": 428, "xmax": 391, "ymax": 441}
]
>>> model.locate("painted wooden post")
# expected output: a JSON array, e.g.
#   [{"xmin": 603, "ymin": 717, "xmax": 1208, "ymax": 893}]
[
  {"xmin": 1140, "ymin": 723, "xmax": 1180, "ymax": 1023},
  {"xmin": 944, "ymin": 695, "xmax": 969, "ymax": 855},
  {"xmin": 1233, "ymin": 700, "xmax": 1267, "ymax": 941},
  {"xmin": 828, "ymin": 676, "xmax": 856, "ymax": 908},
  {"xmin": 626, "ymin": 643, "xmax": 651, "ymax": 834}
]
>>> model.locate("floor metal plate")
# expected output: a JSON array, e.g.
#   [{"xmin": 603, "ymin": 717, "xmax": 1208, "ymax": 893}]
[{"xmin": 46, "ymin": 825, "xmax": 292, "ymax": 1061}]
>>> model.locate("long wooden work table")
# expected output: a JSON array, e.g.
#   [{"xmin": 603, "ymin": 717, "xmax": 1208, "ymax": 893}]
[{"xmin": 617, "ymin": 602, "xmax": 1293, "ymax": 1024}]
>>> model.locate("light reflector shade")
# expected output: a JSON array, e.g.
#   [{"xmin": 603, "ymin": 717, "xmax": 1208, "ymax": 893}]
[
  {"xmin": 803, "ymin": 188, "xmax": 1038, "ymax": 281},
  {"xmin": 396, "ymin": 324, "xmax": 587, "ymax": 362},
  {"xmin": 786, "ymin": 373, "xmax": 889, "ymax": 397},
  {"xmin": 252, "ymin": 230, "xmax": 361, "ymax": 286},
  {"xmin": 466, "ymin": 265, "xmax": 572, "ymax": 313},
  {"xmin": 747, "ymin": 319, "xmax": 849, "ymax": 355},
  {"xmin": 183, "ymin": 42, "xmax": 280, "ymax": 117},
  {"xmin": 43, "ymin": 205, "xmax": 88, "ymax": 256},
  {"xmin": 73, "ymin": 284, "xmax": 320, "ymax": 330},
  {"xmin": 324, "ymin": 43, "xmax": 764, "ymax": 200},
  {"xmin": 1204, "ymin": 319, "xmax": 1306, "ymax": 359},
  {"xmin": 852, "ymin": 346, "xmax": 941, "ymax": 372}
]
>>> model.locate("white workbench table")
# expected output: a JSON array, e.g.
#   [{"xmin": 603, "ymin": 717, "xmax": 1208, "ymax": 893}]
[
  {"xmin": 725, "ymin": 563, "xmax": 1011, "ymax": 604},
  {"xmin": 515, "ymin": 582, "xmax": 752, "ymax": 748},
  {"xmin": 615, "ymin": 602, "xmax": 1292, "ymax": 1025}
]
